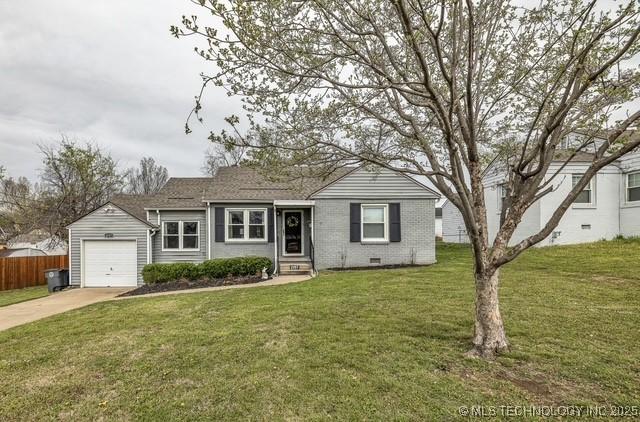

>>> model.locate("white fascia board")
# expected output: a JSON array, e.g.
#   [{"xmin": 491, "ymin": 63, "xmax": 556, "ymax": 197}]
[
  {"xmin": 144, "ymin": 207, "xmax": 207, "ymax": 211},
  {"xmin": 202, "ymin": 200, "xmax": 274, "ymax": 204},
  {"xmin": 273, "ymin": 200, "xmax": 316, "ymax": 206}
]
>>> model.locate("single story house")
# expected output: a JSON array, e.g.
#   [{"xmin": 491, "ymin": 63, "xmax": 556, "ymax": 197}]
[
  {"xmin": 442, "ymin": 148, "xmax": 640, "ymax": 246},
  {"xmin": 0, "ymin": 247, "xmax": 47, "ymax": 257},
  {"xmin": 8, "ymin": 229, "xmax": 67, "ymax": 256},
  {"xmin": 67, "ymin": 165, "xmax": 439, "ymax": 287}
]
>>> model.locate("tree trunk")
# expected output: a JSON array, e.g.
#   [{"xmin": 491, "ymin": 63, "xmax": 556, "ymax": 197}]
[{"xmin": 467, "ymin": 269, "xmax": 509, "ymax": 359}]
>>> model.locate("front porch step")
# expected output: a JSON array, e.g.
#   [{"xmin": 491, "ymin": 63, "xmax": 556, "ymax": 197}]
[{"xmin": 279, "ymin": 259, "xmax": 313, "ymax": 275}]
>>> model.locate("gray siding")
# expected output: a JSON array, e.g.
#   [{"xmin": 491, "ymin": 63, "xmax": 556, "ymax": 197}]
[
  {"xmin": 209, "ymin": 204, "xmax": 275, "ymax": 261},
  {"xmin": 69, "ymin": 204, "xmax": 149, "ymax": 286},
  {"xmin": 153, "ymin": 210, "xmax": 207, "ymax": 263},
  {"xmin": 313, "ymin": 198, "xmax": 436, "ymax": 269},
  {"xmin": 312, "ymin": 167, "xmax": 439, "ymax": 199}
]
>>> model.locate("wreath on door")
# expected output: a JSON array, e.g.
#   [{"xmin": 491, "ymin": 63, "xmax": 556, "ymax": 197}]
[{"xmin": 286, "ymin": 215, "xmax": 300, "ymax": 228}]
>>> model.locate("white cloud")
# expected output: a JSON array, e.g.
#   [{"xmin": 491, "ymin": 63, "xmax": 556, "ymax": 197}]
[{"xmin": 0, "ymin": 0, "xmax": 239, "ymax": 179}]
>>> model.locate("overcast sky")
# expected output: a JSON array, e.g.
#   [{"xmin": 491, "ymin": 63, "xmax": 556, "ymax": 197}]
[
  {"xmin": 0, "ymin": 1, "xmax": 238, "ymax": 180},
  {"xmin": 1, "ymin": 1, "xmax": 637, "ymax": 184}
]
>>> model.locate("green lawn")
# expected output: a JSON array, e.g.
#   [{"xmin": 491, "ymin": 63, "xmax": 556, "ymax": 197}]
[
  {"xmin": 0, "ymin": 240, "xmax": 638, "ymax": 420},
  {"xmin": 0, "ymin": 285, "xmax": 48, "ymax": 307}
]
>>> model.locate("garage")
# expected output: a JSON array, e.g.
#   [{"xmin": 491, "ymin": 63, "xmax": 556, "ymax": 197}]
[{"xmin": 83, "ymin": 240, "xmax": 138, "ymax": 287}]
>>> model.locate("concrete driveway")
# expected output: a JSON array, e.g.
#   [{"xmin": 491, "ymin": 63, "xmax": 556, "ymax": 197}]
[{"xmin": 0, "ymin": 288, "xmax": 130, "ymax": 332}]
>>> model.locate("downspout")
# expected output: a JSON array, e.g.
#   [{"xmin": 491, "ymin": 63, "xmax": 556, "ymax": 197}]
[
  {"xmin": 273, "ymin": 204, "xmax": 278, "ymax": 276},
  {"xmin": 206, "ymin": 201, "xmax": 211, "ymax": 260},
  {"xmin": 146, "ymin": 229, "xmax": 151, "ymax": 264},
  {"xmin": 148, "ymin": 228, "xmax": 159, "ymax": 264}
]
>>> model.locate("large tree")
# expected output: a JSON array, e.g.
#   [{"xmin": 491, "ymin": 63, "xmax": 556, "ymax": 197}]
[
  {"xmin": 1, "ymin": 137, "xmax": 125, "ymax": 241},
  {"xmin": 202, "ymin": 142, "xmax": 247, "ymax": 176},
  {"xmin": 126, "ymin": 157, "xmax": 169, "ymax": 194},
  {"xmin": 174, "ymin": 0, "xmax": 640, "ymax": 358}
]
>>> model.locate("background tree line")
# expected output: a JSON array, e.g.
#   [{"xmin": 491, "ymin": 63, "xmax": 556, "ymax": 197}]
[{"xmin": 0, "ymin": 135, "xmax": 169, "ymax": 243}]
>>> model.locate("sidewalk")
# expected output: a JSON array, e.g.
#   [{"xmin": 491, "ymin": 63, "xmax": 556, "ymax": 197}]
[
  {"xmin": 0, "ymin": 288, "xmax": 130, "ymax": 332},
  {"xmin": 116, "ymin": 274, "xmax": 313, "ymax": 300}
]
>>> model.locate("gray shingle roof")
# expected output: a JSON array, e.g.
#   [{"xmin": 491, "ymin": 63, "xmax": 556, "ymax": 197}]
[
  {"xmin": 144, "ymin": 177, "xmax": 212, "ymax": 209},
  {"xmin": 203, "ymin": 166, "xmax": 355, "ymax": 201},
  {"xmin": 552, "ymin": 150, "xmax": 600, "ymax": 162},
  {"xmin": 110, "ymin": 194, "xmax": 155, "ymax": 224}
]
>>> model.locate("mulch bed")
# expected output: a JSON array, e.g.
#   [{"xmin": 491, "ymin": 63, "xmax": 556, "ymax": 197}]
[
  {"xmin": 118, "ymin": 275, "xmax": 267, "ymax": 297},
  {"xmin": 325, "ymin": 264, "xmax": 432, "ymax": 271}
]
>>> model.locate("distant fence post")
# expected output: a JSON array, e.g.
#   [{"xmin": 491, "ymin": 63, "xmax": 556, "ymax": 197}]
[{"xmin": 0, "ymin": 255, "xmax": 69, "ymax": 291}]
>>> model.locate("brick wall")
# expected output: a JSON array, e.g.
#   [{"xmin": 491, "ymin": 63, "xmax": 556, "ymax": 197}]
[{"xmin": 313, "ymin": 198, "xmax": 436, "ymax": 269}]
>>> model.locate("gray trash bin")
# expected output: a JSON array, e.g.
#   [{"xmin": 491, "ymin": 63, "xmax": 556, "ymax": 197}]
[{"xmin": 45, "ymin": 268, "xmax": 69, "ymax": 293}]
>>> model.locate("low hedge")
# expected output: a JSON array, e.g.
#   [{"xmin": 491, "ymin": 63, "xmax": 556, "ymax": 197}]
[{"xmin": 142, "ymin": 256, "xmax": 273, "ymax": 284}]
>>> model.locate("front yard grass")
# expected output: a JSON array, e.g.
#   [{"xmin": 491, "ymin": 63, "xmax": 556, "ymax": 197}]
[
  {"xmin": 0, "ymin": 239, "xmax": 638, "ymax": 420},
  {"xmin": 0, "ymin": 285, "xmax": 48, "ymax": 307}
]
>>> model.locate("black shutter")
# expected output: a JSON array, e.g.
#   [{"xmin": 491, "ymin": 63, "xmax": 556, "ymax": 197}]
[
  {"xmin": 390, "ymin": 203, "xmax": 401, "ymax": 242},
  {"xmin": 350, "ymin": 203, "xmax": 361, "ymax": 242},
  {"xmin": 214, "ymin": 207, "xmax": 225, "ymax": 242},
  {"xmin": 267, "ymin": 208, "xmax": 274, "ymax": 243}
]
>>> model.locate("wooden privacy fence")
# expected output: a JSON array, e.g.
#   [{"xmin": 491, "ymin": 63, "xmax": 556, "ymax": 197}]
[{"xmin": 0, "ymin": 255, "xmax": 69, "ymax": 291}]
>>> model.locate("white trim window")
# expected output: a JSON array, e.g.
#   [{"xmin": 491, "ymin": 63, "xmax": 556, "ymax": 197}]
[
  {"xmin": 226, "ymin": 208, "xmax": 267, "ymax": 241},
  {"xmin": 572, "ymin": 174, "xmax": 594, "ymax": 204},
  {"xmin": 628, "ymin": 172, "xmax": 640, "ymax": 202},
  {"xmin": 361, "ymin": 204, "xmax": 388, "ymax": 242},
  {"xmin": 163, "ymin": 221, "xmax": 200, "ymax": 250}
]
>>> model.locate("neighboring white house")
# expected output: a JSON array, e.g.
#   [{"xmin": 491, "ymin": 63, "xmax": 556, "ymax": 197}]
[
  {"xmin": 7, "ymin": 229, "xmax": 68, "ymax": 256},
  {"xmin": 0, "ymin": 247, "xmax": 47, "ymax": 257},
  {"xmin": 442, "ymin": 147, "xmax": 640, "ymax": 246},
  {"xmin": 442, "ymin": 199, "xmax": 468, "ymax": 243},
  {"xmin": 435, "ymin": 206, "xmax": 443, "ymax": 239}
]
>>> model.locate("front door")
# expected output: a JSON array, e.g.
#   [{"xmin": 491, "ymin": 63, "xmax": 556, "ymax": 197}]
[{"xmin": 283, "ymin": 210, "xmax": 303, "ymax": 255}]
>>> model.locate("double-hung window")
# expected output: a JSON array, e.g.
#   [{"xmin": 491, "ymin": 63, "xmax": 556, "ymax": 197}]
[
  {"xmin": 361, "ymin": 204, "xmax": 388, "ymax": 242},
  {"xmin": 226, "ymin": 208, "xmax": 267, "ymax": 241},
  {"xmin": 163, "ymin": 221, "xmax": 200, "ymax": 250},
  {"xmin": 628, "ymin": 172, "xmax": 640, "ymax": 202},
  {"xmin": 572, "ymin": 174, "xmax": 594, "ymax": 204}
]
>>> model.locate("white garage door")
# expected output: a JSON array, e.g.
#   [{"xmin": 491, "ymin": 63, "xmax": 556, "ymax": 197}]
[{"xmin": 83, "ymin": 240, "xmax": 138, "ymax": 287}]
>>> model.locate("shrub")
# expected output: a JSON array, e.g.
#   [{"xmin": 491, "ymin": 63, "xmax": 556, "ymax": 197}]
[
  {"xmin": 142, "ymin": 256, "xmax": 272, "ymax": 284},
  {"xmin": 199, "ymin": 256, "xmax": 273, "ymax": 279},
  {"xmin": 142, "ymin": 262, "xmax": 200, "ymax": 284}
]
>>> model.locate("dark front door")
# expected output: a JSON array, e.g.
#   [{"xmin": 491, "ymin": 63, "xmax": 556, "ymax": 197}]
[{"xmin": 283, "ymin": 210, "xmax": 303, "ymax": 255}]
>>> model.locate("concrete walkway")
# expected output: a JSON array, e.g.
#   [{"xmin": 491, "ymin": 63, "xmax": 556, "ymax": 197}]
[
  {"xmin": 0, "ymin": 275, "xmax": 312, "ymax": 332},
  {"xmin": 0, "ymin": 288, "xmax": 129, "ymax": 332},
  {"xmin": 116, "ymin": 274, "xmax": 312, "ymax": 299}
]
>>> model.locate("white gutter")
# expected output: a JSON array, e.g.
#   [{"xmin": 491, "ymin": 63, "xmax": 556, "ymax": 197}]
[
  {"xmin": 144, "ymin": 207, "xmax": 207, "ymax": 211},
  {"xmin": 273, "ymin": 200, "xmax": 315, "ymax": 206},
  {"xmin": 201, "ymin": 200, "xmax": 274, "ymax": 204}
]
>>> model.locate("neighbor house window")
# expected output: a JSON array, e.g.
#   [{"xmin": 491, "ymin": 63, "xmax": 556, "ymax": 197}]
[
  {"xmin": 498, "ymin": 184, "xmax": 507, "ymax": 210},
  {"xmin": 361, "ymin": 204, "xmax": 388, "ymax": 242},
  {"xmin": 163, "ymin": 221, "xmax": 200, "ymax": 250},
  {"xmin": 226, "ymin": 209, "xmax": 267, "ymax": 241},
  {"xmin": 572, "ymin": 174, "xmax": 594, "ymax": 204},
  {"xmin": 628, "ymin": 172, "xmax": 640, "ymax": 202}
]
